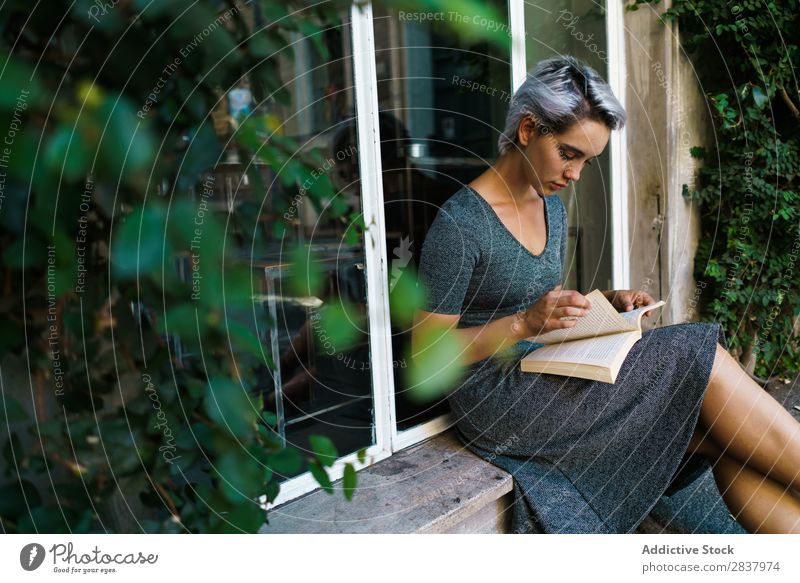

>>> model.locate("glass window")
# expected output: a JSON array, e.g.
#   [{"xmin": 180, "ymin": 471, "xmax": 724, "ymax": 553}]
[
  {"xmin": 525, "ymin": 0, "xmax": 613, "ymax": 292},
  {"xmin": 251, "ymin": 12, "xmax": 376, "ymax": 481},
  {"xmin": 372, "ymin": 3, "xmax": 511, "ymax": 431}
]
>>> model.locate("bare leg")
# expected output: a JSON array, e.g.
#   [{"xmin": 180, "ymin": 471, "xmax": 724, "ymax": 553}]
[
  {"xmin": 698, "ymin": 343, "xmax": 800, "ymax": 493},
  {"xmin": 713, "ymin": 454, "xmax": 800, "ymax": 533},
  {"xmin": 687, "ymin": 431, "xmax": 800, "ymax": 533}
]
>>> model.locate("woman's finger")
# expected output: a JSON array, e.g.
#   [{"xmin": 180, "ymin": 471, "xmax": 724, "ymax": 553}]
[
  {"xmin": 559, "ymin": 306, "xmax": 589, "ymax": 318},
  {"xmin": 554, "ymin": 290, "xmax": 591, "ymax": 309}
]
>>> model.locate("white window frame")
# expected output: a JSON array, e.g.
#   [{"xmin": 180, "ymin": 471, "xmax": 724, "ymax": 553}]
[
  {"xmin": 605, "ymin": 0, "xmax": 630, "ymax": 290},
  {"xmin": 266, "ymin": 0, "xmax": 627, "ymax": 510}
]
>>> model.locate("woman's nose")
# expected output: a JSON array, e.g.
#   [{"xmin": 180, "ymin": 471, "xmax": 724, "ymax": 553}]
[{"xmin": 564, "ymin": 166, "xmax": 580, "ymax": 182}]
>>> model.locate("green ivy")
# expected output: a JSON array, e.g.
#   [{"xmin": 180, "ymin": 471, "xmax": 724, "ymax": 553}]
[
  {"xmin": 629, "ymin": 0, "xmax": 800, "ymax": 380},
  {"xmin": 0, "ymin": 0, "xmax": 502, "ymax": 534}
]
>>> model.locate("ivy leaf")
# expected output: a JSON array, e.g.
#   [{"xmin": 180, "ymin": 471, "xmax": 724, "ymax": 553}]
[
  {"xmin": 315, "ymin": 301, "xmax": 365, "ymax": 354},
  {"xmin": 204, "ymin": 377, "xmax": 258, "ymax": 441},
  {"xmin": 309, "ymin": 434, "xmax": 338, "ymax": 468},
  {"xmin": 112, "ymin": 203, "xmax": 170, "ymax": 280},
  {"xmin": 752, "ymin": 86, "xmax": 768, "ymax": 109},
  {"xmin": 389, "ymin": 264, "xmax": 426, "ymax": 326},
  {"xmin": 689, "ymin": 146, "xmax": 706, "ymax": 159},
  {"xmin": 405, "ymin": 324, "xmax": 466, "ymax": 402},
  {"xmin": 308, "ymin": 460, "xmax": 333, "ymax": 494},
  {"xmin": 342, "ymin": 463, "xmax": 357, "ymax": 501},
  {"xmin": 267, "ymin": 447, "xmax": 302, "ymax": 475},
  {"xmin": 285, "ymin": 244, "xmax": 324, "ymax": 297}
]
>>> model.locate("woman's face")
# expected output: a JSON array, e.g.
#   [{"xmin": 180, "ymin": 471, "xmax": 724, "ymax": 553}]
[{"xmin": 517, "ymin": 116, "xmax": 611, "ymax": 196}]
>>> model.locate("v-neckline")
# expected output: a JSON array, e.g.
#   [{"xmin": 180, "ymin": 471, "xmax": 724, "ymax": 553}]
[{"xmin": 466, "ymin": 185, "xmax": 550, "ymax": 259}]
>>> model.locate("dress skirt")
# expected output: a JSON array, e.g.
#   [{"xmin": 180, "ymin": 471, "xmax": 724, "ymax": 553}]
[{"xmin": 447, "ymin": 321, "xmax": 728, "ymax": 533}]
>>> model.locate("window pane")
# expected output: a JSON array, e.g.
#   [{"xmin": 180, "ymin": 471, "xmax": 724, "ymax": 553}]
[
  {"xmin": 372, "ymin": 3, "xmax": 511, "ymax": 431},
  {"xmin": 525, "ymin": 1, "xmax": 613, "ymax": 292},
  {"xmin": 255, "ymin": 12, "xmax": 375, "ymax": 480}
]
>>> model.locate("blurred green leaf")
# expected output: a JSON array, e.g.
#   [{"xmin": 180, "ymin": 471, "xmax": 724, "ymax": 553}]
[
  {"xmin": 406, "ymin": 324, "xmax": 465, "ymax": 402},
  {"xmin": 112, "ymin": 203, "xmax": 170, "ymax": 279},
  {"xmin": 267, "ymin": 446, "xmax": 302, "ymax": 475},
  {"xmin": 204, "ymin": 377, "xmax": 257, "ymax": 440},
  {"xmin": 315, "ymin": 301, "xmax": 365, "ymax": 353},
  {"xmin": 308, "ymin": 460, "xmax": 333, "ymax": 494},
  {"xmin": 0, "ymin": 52, "xmax": 42, "ymax": 109},
  {"xmin": 216, "ymin": 450, "xmax": 263, "ymax": 504},
  {"xmin": 177, "ymin": 123, "xmax": 222, "ymax": 191},
  {"xmin": 285, "ymin": 245, "xmax": 324, "ymax": 297},
  {"xmin": 342, "ymin": 463, "xmax": 357, "ymax": 501},
  {"xmin": 95, "ymin": 96, "xmax": 155, "ymax": 181},
  {"xmin": 389, "ymin": 264, "xmax": 425, "ymax": 325},
  {"xmin": 44, "ymin": 127, "xmax": 90, "ymax": 182},
  {"xmin": 309, "ymin": 434, "xmax": 338, "ymax": 468}
]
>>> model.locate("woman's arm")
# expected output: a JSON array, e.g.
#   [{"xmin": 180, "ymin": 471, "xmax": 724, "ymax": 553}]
[{"xmin": 412, "ymin": 289, "xmax": 593, "ymax": 367}]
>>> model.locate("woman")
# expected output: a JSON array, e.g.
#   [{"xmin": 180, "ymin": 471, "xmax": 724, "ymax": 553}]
[{"xmin": 413, "ymin": 56, "xmax": 800, "ymax": 533}]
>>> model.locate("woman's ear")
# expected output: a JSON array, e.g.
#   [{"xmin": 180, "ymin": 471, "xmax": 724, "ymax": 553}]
[{"xmin": 517, "ymin": 115, "xmax": 538, "ymax": 147}]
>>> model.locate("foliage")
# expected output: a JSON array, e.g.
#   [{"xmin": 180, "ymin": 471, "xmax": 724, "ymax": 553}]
[
  {"xmin": 0, "ymin": 0, "xmax": 497, "ymax": 533},
  {"xmin": 629, "ymin": 0, "xmax": 800, "ymax": 379}
]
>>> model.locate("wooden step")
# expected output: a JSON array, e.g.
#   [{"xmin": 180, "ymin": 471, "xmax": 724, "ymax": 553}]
[{"xmin": 260, "ymin": 430, "xmax": 513, "ymax": 534}]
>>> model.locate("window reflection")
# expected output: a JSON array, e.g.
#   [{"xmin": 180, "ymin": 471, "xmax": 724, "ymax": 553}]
[
  {"xmin": 253, "ymin": 13, "xmax": 375, "ymax": 480},
  {"xmin": 372, "ymin": 3, "xmax": 511, "ymax": 430},
  {"xmin": 525, "ymin": 0, "xmax": 612, "ymax": 293}
]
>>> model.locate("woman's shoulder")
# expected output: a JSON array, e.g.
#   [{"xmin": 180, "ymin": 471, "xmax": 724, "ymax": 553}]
[{"xmin": 432, "ymin": 186, "xmax": 488, "ymax": 228}]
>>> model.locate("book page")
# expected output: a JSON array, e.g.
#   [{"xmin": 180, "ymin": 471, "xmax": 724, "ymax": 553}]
[
  {"xmin": 526, "ymin": 289, "xmax": 635, "ymax": 345},
  {"xmin": 619, "ymin": 300, "xmax": 666, "ymax": 330},
  {"xmin": 523, "ymin": 331, "xmax": 640, "ymax": 366}
]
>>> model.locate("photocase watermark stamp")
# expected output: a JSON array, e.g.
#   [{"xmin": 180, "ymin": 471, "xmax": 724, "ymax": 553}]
[
  {"xmin": 23, "ymin": 541, "xmax": 158, "ymax": 574},
  {"xmin": 752, "ymin": 229, "xmax": 800, "ymax": 358},
  {"xmin": 75, "ymin": 175, "xmax": 93, "ymax": 294},
  {"xmin": 137, "ymin": 4, "xmax": 241, "ymax": 118},
  {"xmin": 721, "ymin": 151, "xmax": 754, "ymax": 302},
  {"xmin": 87, "ymin": 0, "xmax": 121, "ymax": 23},
  {"xmin": 142, "ymin": 372, "xmax": 181, "ymax": 465},
  {"xmin": 555, "ymin": 9, "xmax": 608, "ymax": 64},
  {"xmin": 307, "ymin": 311, "xmax": 407, "ymax": 369},
  {"xmin": 46, "ymin": 245, "xmax": 65, "ymax": 397},
  {"xmin": 398, "ymin": 11, "xmax": 511, "ymax": 36},
  {"xmin": 20, "ymin": 543, "xmax": 46, "ymax": 571},
  {"xmin": 389, "ymin": 235, "xmax": 413, "ymax": 292},
  {"xmin": 283, "ymin": 144, "xmax": 357, "ymax": 221},
  {"xmin": 189, "ymin": 174, "xmax": 215, "ymax": 301},
  {"xmin": 451, "ymin": 74, "xmax": 512, "ymax": 103},
  {"xmin": 0, "ymin": 88, "xmax": 29, "ymax": 216}
]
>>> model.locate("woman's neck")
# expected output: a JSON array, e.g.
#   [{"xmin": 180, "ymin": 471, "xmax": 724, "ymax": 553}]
[{"xmin": 474, "ymin": 151, "xmax": 539, "ymax": 204}]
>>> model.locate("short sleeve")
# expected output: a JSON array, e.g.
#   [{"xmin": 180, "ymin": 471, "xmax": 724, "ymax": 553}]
[{"xmin": 417, "ymin": 207, "xmax": 479, "ymax": 314}]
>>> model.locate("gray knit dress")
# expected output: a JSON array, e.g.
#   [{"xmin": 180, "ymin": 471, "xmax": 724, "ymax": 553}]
[{"xmin": 418, "ymin": 185, "xmax": 727, "ymax": 533}]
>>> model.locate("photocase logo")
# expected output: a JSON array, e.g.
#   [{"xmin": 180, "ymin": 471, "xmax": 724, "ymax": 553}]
[
  {"xmin": 20, "ymin": 543, "xmax": 46, "ymax": 571},
  {"xmin": 389, "ymin": 236, "xmax": 413, "ymax": 291}
]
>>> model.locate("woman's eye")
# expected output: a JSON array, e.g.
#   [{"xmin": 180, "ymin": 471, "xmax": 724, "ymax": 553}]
[{"xmin": 558, "ymin": 149, "xmax": 571, "ymax": 161}]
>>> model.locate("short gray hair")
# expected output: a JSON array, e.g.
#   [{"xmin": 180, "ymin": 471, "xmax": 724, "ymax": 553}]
[{"xmin": 497, "ymin": 56, "xmax": 626, "ymax": 156}]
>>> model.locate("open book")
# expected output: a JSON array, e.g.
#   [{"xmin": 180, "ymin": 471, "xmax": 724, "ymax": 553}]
[{"xmin": 519, "ymin": 289, "xmax": 665, "ymax": 383}]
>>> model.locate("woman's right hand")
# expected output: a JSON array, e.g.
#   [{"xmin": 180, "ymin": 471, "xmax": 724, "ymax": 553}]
[{"xmin": 511, "ymin": 285, "xmax": 593, "ymax": 338}]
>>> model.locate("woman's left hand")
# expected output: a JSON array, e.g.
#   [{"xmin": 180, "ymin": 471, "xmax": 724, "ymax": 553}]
[{"xmin": 603, "ymin": 289, "xmax": 657, "ymax": 316}]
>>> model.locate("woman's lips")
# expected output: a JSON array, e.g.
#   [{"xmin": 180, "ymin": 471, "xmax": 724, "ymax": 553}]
[{"xmin": 551, "ymin": 182, "xmax": 568, "ymax": 190}]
